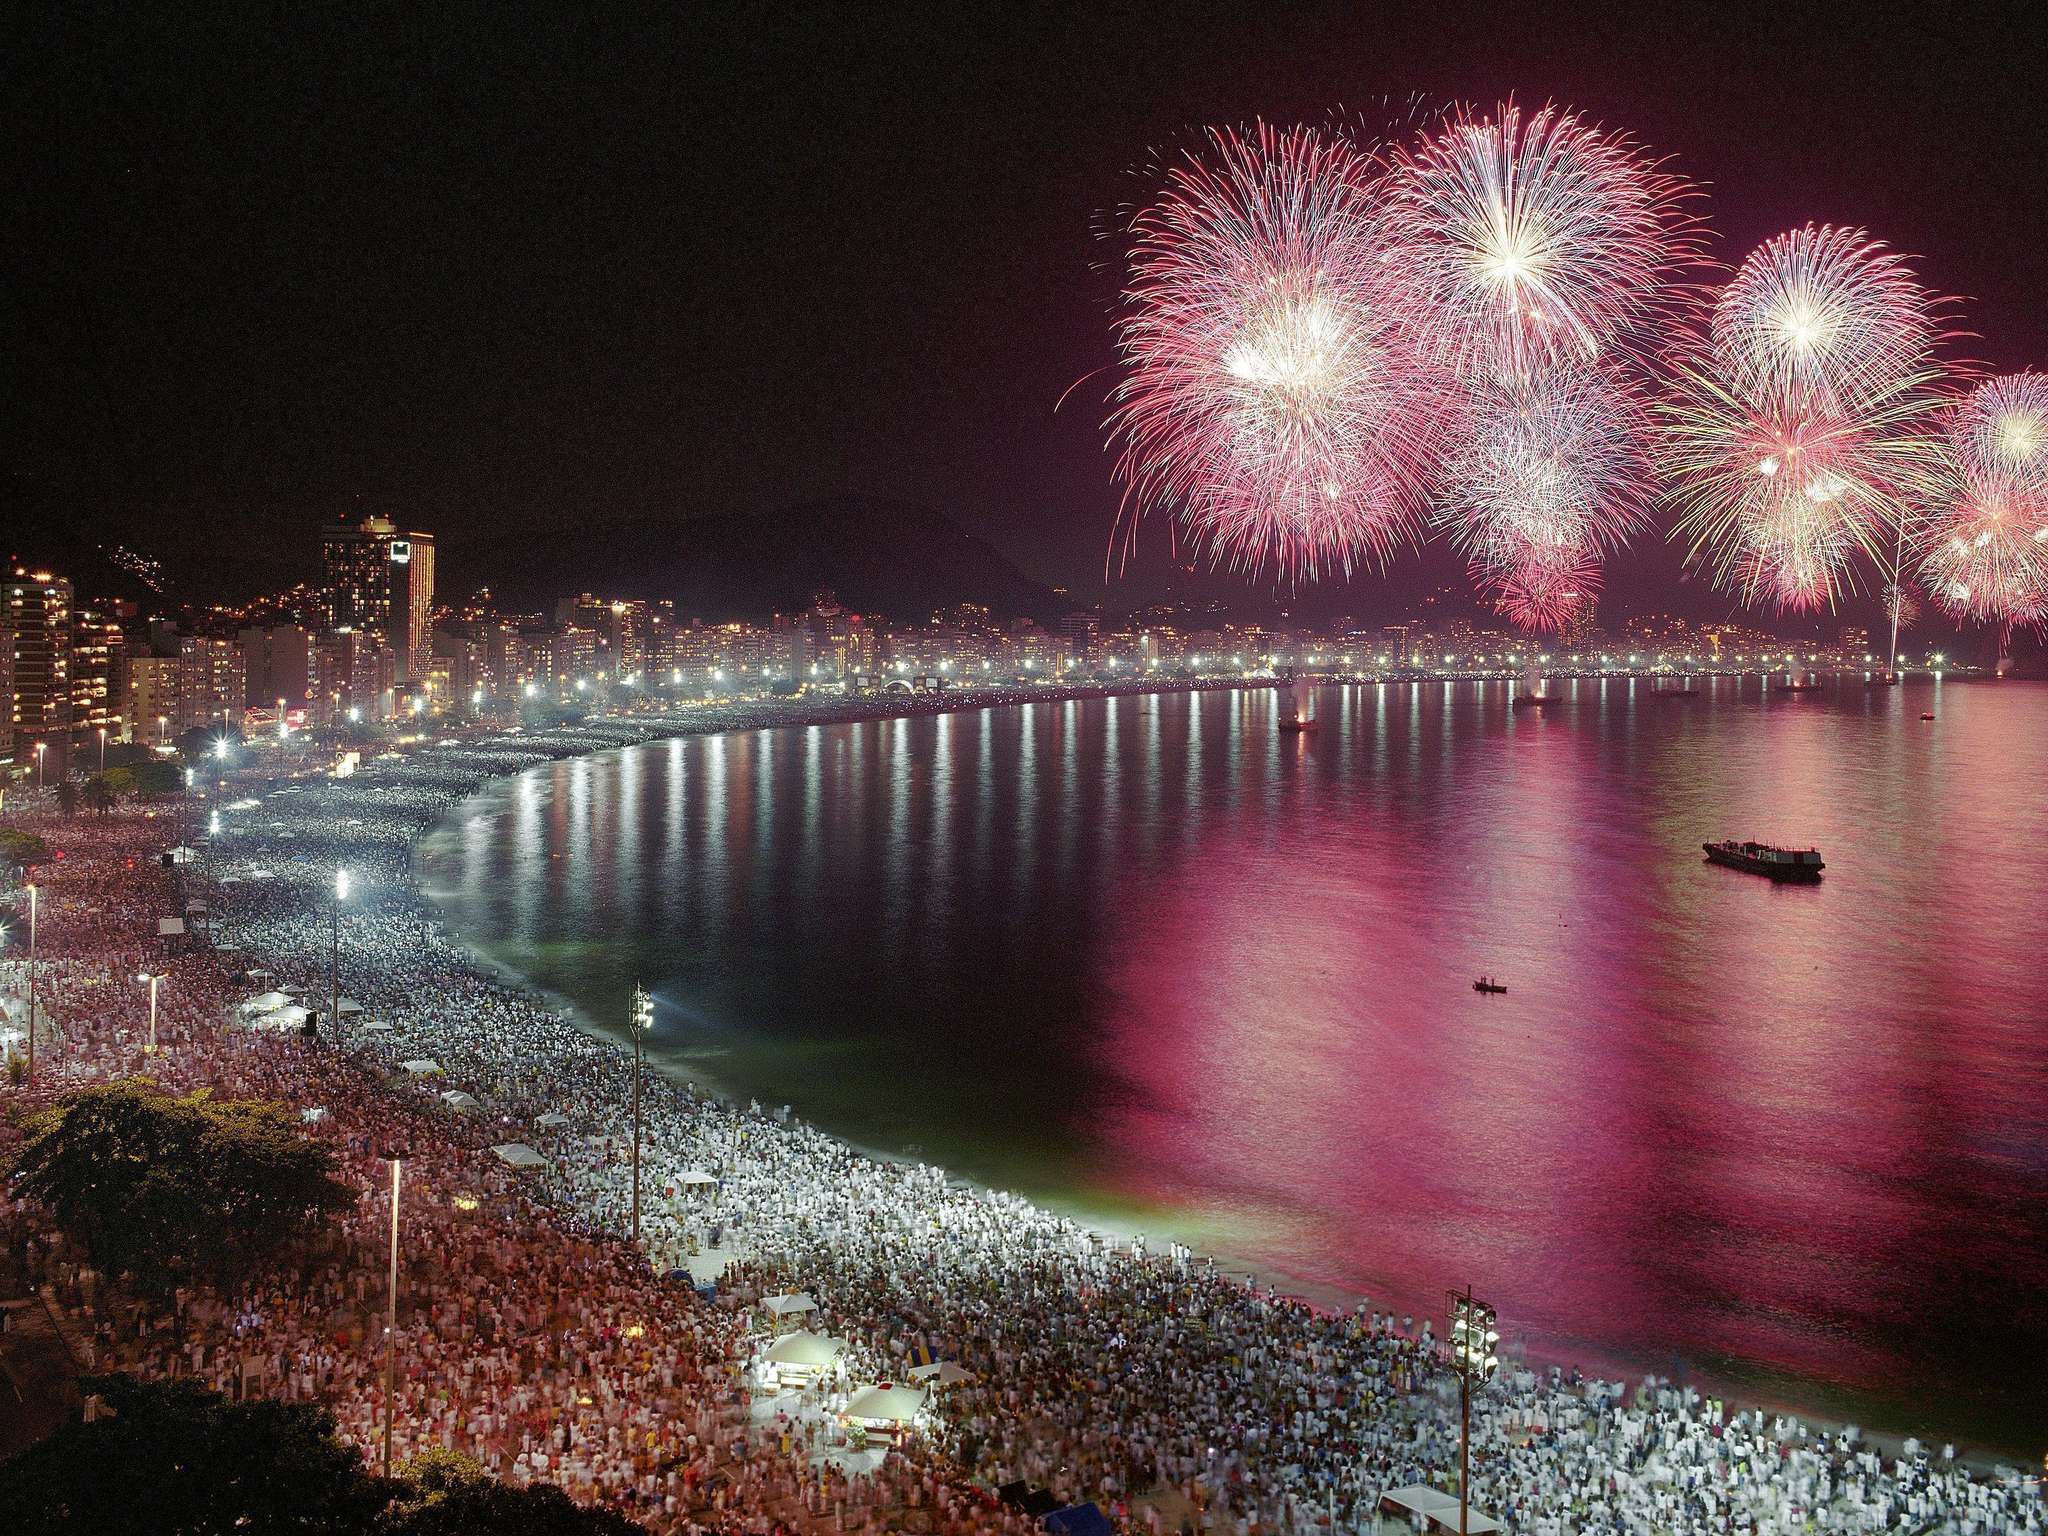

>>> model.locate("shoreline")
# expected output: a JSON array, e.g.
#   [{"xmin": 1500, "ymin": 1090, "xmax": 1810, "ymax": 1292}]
[{"xmin": 386, "ymin": 689, "xmax": 2028, "ymax": 1466}]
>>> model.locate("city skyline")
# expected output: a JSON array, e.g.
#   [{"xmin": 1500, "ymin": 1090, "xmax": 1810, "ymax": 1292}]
[{"xmin": 9, "ymin": 5, "xmax": 2048, "ymax": 623}]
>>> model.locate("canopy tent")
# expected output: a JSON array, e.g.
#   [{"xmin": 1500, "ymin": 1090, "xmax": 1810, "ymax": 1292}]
[
  {"xmin": 841, "ymin": 1384, "xmax": 926, "ymax": 1425},
  {"xmin": 440, "ymin": 1090, "xmax": 481, "ymax": 1115},
  {"xmin": 1042, "ymin": 1504, "xmax": 1113, "ymax": 1536},
  {"xmin": 490, "ymin": 1142, "xmax": 549, "ymax": 1171},
  {"xmin": 240, "ymin": 991, "xmax": 290, "ymax": 1015},
  {"xmin": 335, "ymin": 998, "xmax": 365, "ymax": 1015},
  {"xmin": 401, "ymin": 1058, "xmax": 443, "ymax": 1076},
  {"xmin": 763, "ymin": 1292, "xmax": 817, "ymax": 1318},
  {"xmin": 763, "ymin": 1331, "xmax": 844, "ymax": 1368},
  {"xmin": 907, "ymin": 1360, "xmax": 976, "ymax": 1387},
  {"xmin": 246, "ymin": 1005, "xmax": 309, "ymax": 1032},
  {"xmin": 535, "ymin": 1112, "xmax": 572, "ymax": 1128},
  {"xmin": 677, "ymin": 1169, "xmax": 719, "ymax": 1187},
  {"xmin": 359, "ymin": 1022, "xmax": 393, "ymax": 1034},
  {"xmin": 1378, "ymin": 1486, "xmax": 1501, "ymax": 1535}
]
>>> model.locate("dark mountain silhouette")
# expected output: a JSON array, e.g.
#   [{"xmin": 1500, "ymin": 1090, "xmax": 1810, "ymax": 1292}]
[{"xmin": 624, "ymin": 497, "xmax": 1062, "ymax": 623}]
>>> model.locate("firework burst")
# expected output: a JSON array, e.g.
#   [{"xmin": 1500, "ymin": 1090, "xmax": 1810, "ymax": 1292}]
[
  {"xmin": 1665, "ymin": 228, "xmax": 1950, "ymax": 611},
  {"xmin": 1385, "ymin": 102, "xmax": 1703, "ymax": 377},
  {"xmin": 1434, "ymin": 360, "xmax": 1654, "ymax": 628},
  {"xmin": 1709, "ymin": 225, "xmax": 1938, "ymax": 416},
  {"xmin": 1919, "ymin": 374, "xmax": 2048, "ymax": 631},
  {"xmin": 1109, "ymin": 124, "xmax": 1444, "ymax": 579}
]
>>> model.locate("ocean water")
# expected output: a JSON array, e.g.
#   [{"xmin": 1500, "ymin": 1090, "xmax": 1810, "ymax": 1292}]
[{"xmin": 419, "ymin": 676, "xmax": 2048, "ymax": 1451}]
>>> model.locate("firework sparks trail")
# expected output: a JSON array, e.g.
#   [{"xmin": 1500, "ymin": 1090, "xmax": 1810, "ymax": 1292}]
[{"xmin": 1109, "ymin": 124, "xmax": 1445, "ymax": 580}]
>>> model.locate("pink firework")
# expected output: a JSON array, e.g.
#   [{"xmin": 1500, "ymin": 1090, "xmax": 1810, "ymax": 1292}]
[
  {"xmin": 1486, "ymin": 543, "xmax": 1605, "ymax": 632},
  {"xmin": 1385, "ymin": 101, "xmax": 1704, "ymax": 377},
  {"xmin": 1434, "ymin": 359, "xmax": 1655, "ymax": 619},
  {"xmin": 1920, "ymin": 374, "xmax": 2048, "ymax": 631},
  {"xmin": 1709, "ymin": 225, "xmax": 1939, "ymax": 416},
  {"xmin": 1665, "ymin": 228, "xmax": 1950, "ymax": 611},
  {"xmin": 1109, "ymin": 124, "xmax": 1444, "ymax": 579}
]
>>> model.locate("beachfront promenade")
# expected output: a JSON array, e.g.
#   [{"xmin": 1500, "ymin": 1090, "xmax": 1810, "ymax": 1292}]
[{"xmin": 0, "ymin": 703, "xmax": 2039, "ymax": 1535}]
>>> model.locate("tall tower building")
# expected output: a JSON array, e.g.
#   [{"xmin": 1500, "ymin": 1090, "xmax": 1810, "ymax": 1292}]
[
  {"xmin": 389, "ymin": 530, "xmax": 435, "ymax": 682},
  {"xmin": 320, "ymin": 515, "xmax": 435, "ymax": 682},
  {"xmin": 5, "ymin": 570, "xmax": 74, "ymax": 774}
]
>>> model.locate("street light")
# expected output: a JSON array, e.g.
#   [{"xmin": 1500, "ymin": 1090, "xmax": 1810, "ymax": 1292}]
[
  {"xmin": 630, "ymin": 983, "xmax": 654, "ymax": 1249},
  {"xmin": 33, "ymin": 742, "xmax": 46, "ymax": 789},
  {"xmin": 1446, "ymin": 1287, "xmax": 1500, "ymax": 1536},
  {"xmin": 97, "ymin": 726, "xmax": 106, "ymax": 770},
  {"xmin": 137, "ymin": 970, "xmax": 163, "ymax": 1057},
  {"xmin": 21, "ymin": 883, "xmax": 38, "ymax": 1087},
  {"xmin": 331, "ymin": 868, "xmax": 351, "ymax": 1046}
]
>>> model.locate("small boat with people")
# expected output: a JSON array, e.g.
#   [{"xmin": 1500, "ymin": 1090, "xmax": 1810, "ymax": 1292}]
[
  {"xmin": 1472, "ymin": 976, "xmax": 1508, "ymax": 994},
  {"xmin": 1702, "ymin": 839, "xmax": 1825, "ymax": 882}
]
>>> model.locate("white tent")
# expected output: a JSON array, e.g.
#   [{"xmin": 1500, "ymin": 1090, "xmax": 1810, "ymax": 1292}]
[
  {"xmin": 1378, "ymin": 1486, "xmax": 1501, "ymax": 1535},
  {"xmin": 906, "ymin": 1360, "xmax": 976, "ymax": 1387},
  {"xmin": 360, "ymin": 1022, "xmax": 393, "ymax": 1034},
  {"xmin": 677, "ymin": 1169, "xmax": 719, "ymax": 1190},
  {"xmin": 336, "ymin": 998, "xmax": 365, "ymax": 1016},
  {"xmin": 763, "ymin": 1331, "xmax": 844, "ymax": 1368},
  {"xmin": 401, "ymin": 1058, "xmax": 443, "ymax": 1076},
  {"xmin": 490, "ymin": 1142, "xmax": 549, "ymax": 1171},
  {"xmin": 241, "ymin": 991, "xmax": 289, "ymax": 1015},
  {"xmin": 245, "ymin": 1004, "xmax": 309, "ymax": 1032},
  {"xmin": 842, "ymin": 1384, "xmax": 926, "ymax": 1428},
  {"xmin": 440, "ymin": 1090, "xmax": 481, "ymax": 1115},
  {"xmin": 535, "ymin": 1112, "xmax": 571, "ymax": 1128},
  {"xmin": 764, "ymin": 1292, "xmax": 817, "ymax": 1318}
]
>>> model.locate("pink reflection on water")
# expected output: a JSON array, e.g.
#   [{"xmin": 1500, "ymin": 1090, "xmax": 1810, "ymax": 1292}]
[{"xmin": 1095, "ymin": 680, "xmax": 2048, "ymax": 1409}]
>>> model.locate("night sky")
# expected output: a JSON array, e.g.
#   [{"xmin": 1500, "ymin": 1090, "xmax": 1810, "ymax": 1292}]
[{"xmin": 7, "ymin": 2, "xmax": 2047, "ymax": 623}]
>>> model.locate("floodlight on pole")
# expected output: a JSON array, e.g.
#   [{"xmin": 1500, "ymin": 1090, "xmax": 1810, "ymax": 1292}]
[
  {"xmin": 137, "ymin": 971, "xmax": 163, "ymax": 1056},
  {"xmin": 1446, "ymin": 1286, "xmax": 1500, "ymax": 1536},
  {"xmin": 630, "ymin": 982, "xmax": 654, "ymax": 1249},
  {"xmin": 331, "ymin": 869, "xmax": 351, "ymax": 1047}
]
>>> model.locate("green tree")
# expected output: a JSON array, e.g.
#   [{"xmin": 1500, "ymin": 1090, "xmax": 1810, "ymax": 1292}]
[
  {"xmin": 0, "ymin": 1375, "xmax": 392, "ymax": 1536},
  {"xmin": 380, "ymin": 1453, "xmax": 643, "ymax": 1535},
  {"xmin": 83, "ymin": 775, "xmax": 118, "ymax": 815},
  {"xmin": 9, "ymin": 1080, "xmax": 353, "ymax": 1288},
  {"xmin": 54, "ymin": 780, "xmax": 79, "ymax": 817},
  {"xmin": 132, "ymin": 759, "xmax": 185, "ymax": 797},
  {"xmin": 0, "ymin": 826, "xmax": 49, "ymax": 874}
]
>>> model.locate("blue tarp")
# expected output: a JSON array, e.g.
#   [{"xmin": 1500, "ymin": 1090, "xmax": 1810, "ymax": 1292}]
[{"xmin": 1042, "ymin": 1503, "xmax": 1112, "ymax": 1536}]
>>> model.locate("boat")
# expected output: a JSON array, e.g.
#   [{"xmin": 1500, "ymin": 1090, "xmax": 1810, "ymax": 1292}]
[
  {"xmin": 1510, "ymin": 694, "xmax": 1555, "ymax": 709},
  {"xmin": 1777, "ymin": 681, "xmax": 1821, "ymax": 693},
  {"xmin": 1655, "ymin": 688, "xmax": 1700, "ymax": 699},
  {"xmin": 1920, "ymin": 712, "xmax": 1936, "ymax": 721},
  {"xmin": 1702, "ymin": 839, "xmax": 1824, "ymax": 882},
  {"xmin": 1472, "ymin": 977, "xmax": 1508, "ymax": 994},
  {"xmin": 1278, "ymin": 714, "xmax": 1318, "ymax": 732}
]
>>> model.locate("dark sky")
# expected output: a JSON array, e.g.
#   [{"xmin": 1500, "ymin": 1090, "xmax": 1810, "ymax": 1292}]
[{"xmin": 7, "ymin": 1, "xmax": 2047, "ymax": 624}]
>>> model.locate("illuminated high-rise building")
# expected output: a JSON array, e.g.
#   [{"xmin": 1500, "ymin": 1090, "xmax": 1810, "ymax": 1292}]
[
  {"xmin": 5, "ymin": 570, "xmax": 74, "ymax": 773},
  {"xmin": 71, "ymin": 603, "xmax": 127, "ymax": 748},
  {"xmin": 321, "ymin": 515, "xmax": 436, "ymax": 682}
]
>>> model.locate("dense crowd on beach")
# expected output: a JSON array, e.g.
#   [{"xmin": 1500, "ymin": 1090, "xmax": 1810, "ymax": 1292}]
[{"xmin": 1, "ymin": 694, "xmax": 2041, "ymax": 1535}]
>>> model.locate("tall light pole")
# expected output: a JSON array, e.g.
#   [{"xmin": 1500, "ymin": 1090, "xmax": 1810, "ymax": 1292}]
[
  {"xmin": 138, "ymin": 970, "xmax": 162, "ymax": 1057},
  {"xmin": 630, "ymin": 983, "xmax": 653, "ymax": 1250},
  {"xmin": 331, "ymin": 868, "xmax": 350, "ymax": 1047},
  {"xmin": 22, "ymin": 883, "xmax": 37, "ymax": 1088},
  {"xmin": 97, "ymin": 726, "xmax": 106, "ymax": 771},
  {"xmin": 1446, "ymin": 1287, "xmax": 1499, "ymax": 1536},
  {"xmin": 33, "ymin": 742, "xmax": 45, "ymax": 789},
  {"xmin": 382, "ymin": 1153, "xmax": 403, "ymax": 1479}
]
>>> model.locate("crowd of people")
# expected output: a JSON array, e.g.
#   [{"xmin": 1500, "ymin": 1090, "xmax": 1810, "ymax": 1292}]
[{"xmin": 1, "ymin": 700, "xmax": 2041, "ymax": 1535}]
